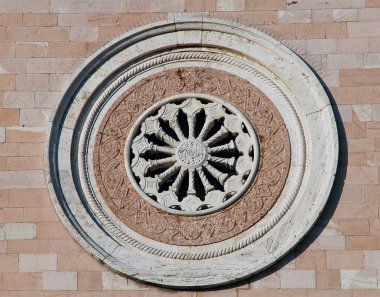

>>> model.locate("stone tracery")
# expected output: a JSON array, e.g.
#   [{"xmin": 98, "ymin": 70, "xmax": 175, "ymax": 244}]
[{"xmin": 130, "ymin": 97, "xmax": 258, "ymax": 214}]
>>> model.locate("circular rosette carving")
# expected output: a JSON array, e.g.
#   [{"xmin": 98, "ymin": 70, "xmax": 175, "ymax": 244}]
[{"xmin": 128, "ymin": 97, "xmax": 259, "ymax": 215}]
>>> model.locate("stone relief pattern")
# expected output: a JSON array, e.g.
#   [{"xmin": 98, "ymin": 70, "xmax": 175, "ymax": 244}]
[
  {"xmin": 93, "ymin": 67, "xmax": 290, "ymax": 246},
  {"xmin": 130, "ymin": 97, "xmax": 258, "ymax": 214}
]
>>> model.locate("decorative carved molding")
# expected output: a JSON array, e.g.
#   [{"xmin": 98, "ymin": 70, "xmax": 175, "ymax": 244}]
[
  {"xmin": 93, "ymin": 67, "xmax": 290, "ymax": 246},
  {"xmin": 45, "ymin": 17, "xmax": 338, "ymax": 288}
]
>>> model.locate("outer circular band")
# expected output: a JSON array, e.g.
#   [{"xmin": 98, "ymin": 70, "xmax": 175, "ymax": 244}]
[{"xmin": 45, "ymin": 17, "xmax": 338, "ymax": 288}]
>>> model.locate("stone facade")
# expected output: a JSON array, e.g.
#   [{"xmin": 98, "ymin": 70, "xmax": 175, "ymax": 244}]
[{"xmin": 0, "ymin": 0, "xmax": 380, "ymax": 296}]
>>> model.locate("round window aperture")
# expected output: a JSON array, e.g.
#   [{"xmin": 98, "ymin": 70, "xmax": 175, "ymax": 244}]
[{"xmin": 126, "ymin": 96, "xmax": 259, "ymax": 215}]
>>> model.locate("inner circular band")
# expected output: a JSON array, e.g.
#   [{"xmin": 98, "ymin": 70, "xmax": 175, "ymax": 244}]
[{"xmin": 92, "ymin": 66, "xmax": 290, "ymax": 246}]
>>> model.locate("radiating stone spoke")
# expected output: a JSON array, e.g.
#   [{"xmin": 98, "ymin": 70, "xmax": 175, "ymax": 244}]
[
  {"xmin": 187, "ymin": 168, "xmax": 196, "ymax": 195},
  {"xmin": 150, "ymin": 145, "xmax": 176, "ymax": 155},
  {"xmin": 155, "ymin": 128, "xmax": 178, "ymax": 147},
  {"xmin": 209, "ymin": 156, "xmax": 235, "ymax": 170},
  {"xmin": 197, "ymin": 118, "xmax": 215, "ymax": 141},
  {"xmin": 158, "ymin": 164, "xmax": 180, "ymax": 184},
  {"xmin": 204, "ymin": 163, "xmax": 228, "ymax": 186},
  {"xmin": 204, "ymin": 126, "xmax": 229, "ymax": 146},
  {"xmin": 196, "ymin": 167, "xmax": 215, "ymax": 193},
  {"xmin": 169, "ymin": 168, "xmax": 186, "ymax": 194},
  {"xmin": 187, "ymin": 113, "xmax": 196, "ymax": 139},
  {"xmin": 148, "ymin": 156, "xmax": 176, "ymax": 171},
  {"xmin": 209, "ymin": 140, "xmax": 236, "ymax": 154},
  {"xmin": 169, "ymin": 117, "xmax": 185, "ymax": 141}
]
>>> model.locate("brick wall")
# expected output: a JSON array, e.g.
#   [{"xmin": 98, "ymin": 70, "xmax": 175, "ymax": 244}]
[{"xmin": 0, "ymin": 0, "xmax": 379, "ymax": 296}]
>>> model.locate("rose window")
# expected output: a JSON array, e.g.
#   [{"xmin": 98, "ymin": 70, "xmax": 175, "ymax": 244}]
[
  {"xmin": 128, "ymin": 97, "xmax": 259, "ymax": 215},
  {"xmin": 46, "ymin": 17, "xmax": 338, "ymax": 288}
]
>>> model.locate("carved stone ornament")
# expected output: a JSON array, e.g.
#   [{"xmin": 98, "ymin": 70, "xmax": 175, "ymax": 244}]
[
  {"xmin": 45, "ymin": 17, "xmax": 338, "ymax": 288},
  {"xmin": 128, "ymin": 97, "xmax": 259, "ymax": 215}
]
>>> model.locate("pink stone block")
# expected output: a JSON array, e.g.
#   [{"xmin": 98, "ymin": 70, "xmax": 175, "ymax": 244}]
[
  {"xmin": 0, "ymin": 171, "xmax": 46, "ymax": 189},
  {"xmin": 4, "ymin": 91, "xmax": 34, "ymax": 108},
  {"xmin": 216, "ymin": 0, "xmax": 245, "ymax": 11},
  {"xmin": 359, "ymin": 8, "xmax": 380, "ymax": 21},
  {"xmin": 42, "ymin": 271, "xmax": 77, "ymax": 290},
  {"xmin": 0, "ymin": 0, "xmax": 49, "ymax": 13},
  {"xmin": 341, "ymin": 269, "xmax": 377, "ymax": 289},
  {"xmin": 16, "ymin": 74, "xmax": 49, "ymax": 91},
  {"xmin": 19, "ymin": 253, "xmax": 57, "ymax": 272},
  {"xmin": 251, "ymin": 272, "xmax": 280, "ymax": 289},
  {"xmin": 280, "ymin": 270, "xmax": 316, "ymax": 289},
  {"xmin": 51, "ymin": 0, "xmax": 126, "ymax": 13},
  {"xmin": 26, "ymin": 58, "xmax": 56, "ymax": 74},
  {"xmin": 285, "ymin": 0, "xmax": 364, "ymax": 9},
  {"xmin": 326, "ymin": 251, "xmax": 364, "ymax": 269},
  {"xmin": 278, "ymin": 10, "xmax": 311, "ymax": 23},
  {"xmin": 364, "ymin": 53, "xmax": 380, "ymax": 68},
  {"xmin": 318, "ymin": 235, "xmax": 345, "ymax": 250},
  {"xmin": 346, "ymin": 138, "xmax": 375, "ymax": 152},
  {"xmin": 0, "ymin": 254, "xmax": 18, "ymax": 272},
  {"xmin": 326, "ymin": 54, "xmax": 364, "ymax": 69},
  {"xmin": 306, "ymin": 39, "xmax": 336, "ymax": 54},
  {"xmin": 339, "ymin": 185, "xmax": 365, "ymax": 203},
  {"xmin": 369, "ymin": 37, "xmax": 380, "ymax": 51},
  {"xmin": 0, "ymin": 58, "xmax": 26, "ymax": 73},
  {"xmin": 20, "ymin": 109, "xmax": 50, "ymax": 127},
  {"xmin": 336, "ymin": 38, "xmax": 369, "ymax": 53},
  {"xmin": 126, "ymin": 0, "xmax": 185, "ymax": 12},
  {"xmin": 58, "ymin": 14, "xmax": 86, "ymax": 26},
  {"xmin": 348, "ymin": 21, "xmax": 380, "ymax": 37},
  {"xmin": 333, "ymin": 9, "xmax": 358, "ymax": 22},
  {"xmin": 70, "ymin": 27, "xmax": 98, "ymax": 42},
  {"xmin": 345, "ymin": 166, "xmax": 378, "ymax": 184},
  {"xmin": 312, "ymin": 9, "xmax": 333, "ymax": 23}
]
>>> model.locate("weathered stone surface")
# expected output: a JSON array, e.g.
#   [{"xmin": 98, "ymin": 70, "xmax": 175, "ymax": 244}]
[{"xmin": 45, "ymin": 17, "xmax": 338, "ymax": 288}]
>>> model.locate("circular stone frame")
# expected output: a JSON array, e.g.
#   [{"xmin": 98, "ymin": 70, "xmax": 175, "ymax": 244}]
[
  {"xmin": 91, "ymin": 67, "xmax": 291, "ymax": 247},
  {"xmin": 125, "ymin": 94, "xmax": 261, "ymax": 216},
  {"xmin": 45, "ymin": 17, "xmax": 338, "ymax": 288}
]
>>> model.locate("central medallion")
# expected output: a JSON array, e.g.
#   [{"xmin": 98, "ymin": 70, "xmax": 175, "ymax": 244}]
[
  {"xmin": 126, "ymin": 96, "xmax": 259, "ymax": 215},
  {"xmin": 176, "ymin": 140, "xmax": 207, "ymax": 167}
]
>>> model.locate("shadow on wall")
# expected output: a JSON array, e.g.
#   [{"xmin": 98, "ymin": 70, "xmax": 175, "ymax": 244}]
[{"xmin": 197, "ymin": 56, "xmax": 348, "ymax": 291}]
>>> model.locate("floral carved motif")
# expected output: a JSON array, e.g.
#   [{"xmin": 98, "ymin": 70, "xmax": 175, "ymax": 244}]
[{"xmin": 93, "ymin": 67, "xmax": 290, "ymax": 246}]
